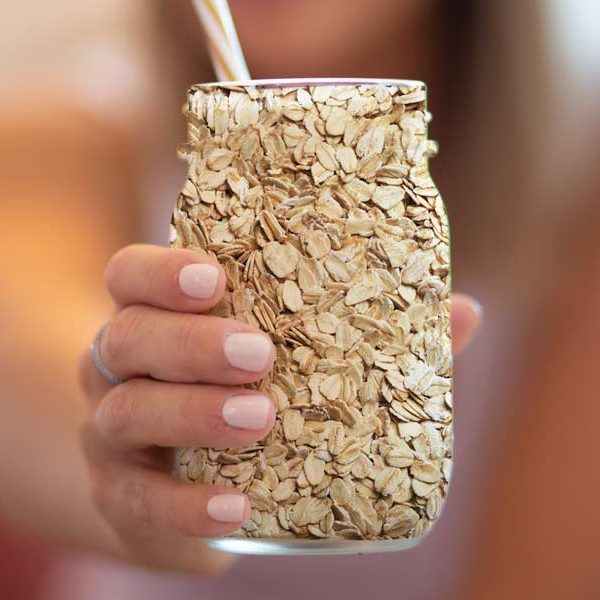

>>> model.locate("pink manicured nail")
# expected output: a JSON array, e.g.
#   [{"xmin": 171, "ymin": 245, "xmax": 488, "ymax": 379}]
[
  {"xmin": 222, "ymin": 395, "xmax": 272, "ymax": 430},
  {"xmin": 223, "ymin": 333, "xmax": 273, "ymax": 372},
  {"xmin": 207, "ymin": 494, "xmax": 247, "ymax": 523},
  {"xmin": 178, "ymin": 264, "xmax": 220, "ymax": 299},
  {"xmin": 470, "ymin": 298, "xmax": 484, "ymax": 318}
]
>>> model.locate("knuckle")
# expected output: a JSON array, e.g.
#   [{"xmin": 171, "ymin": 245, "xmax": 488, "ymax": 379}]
[
  {"xmin": 179, "ymin": 388, "xmax": 226, "ymax": 439},
  {"xmin": 178, "ymin": 386, "xmax": 201, "ymax": 423},
  {"xmin": 90, "ymin": 477, "xmax": 110, "ymax": 517},
  {"xmin": 103, "ymin": 306, "xmax": 144, "ymax": 365},
  {"xmin": 97, "ymin": 381, "xmax": 141, "ymax": 438},
  {"xmin": 176, "ymin": 316, "xmax": 206, "ymax": 367},
  {"xmin": 177, "ymin": 388, "xmax": 209, "ymax": 437},
  {"xmin": 126, "ymin": 478, "xmax": 154, "ymax": 525},
  {"xmin": 103, "ymin": 245, "xmax": 134, "ymax": 293},
  {"xmin": 83, "ymin": 454, "xmax": 111, "ymax": 515},
  {"xmin": 146, "ymin": 251, "xmax": 174, "ymax": 301}
]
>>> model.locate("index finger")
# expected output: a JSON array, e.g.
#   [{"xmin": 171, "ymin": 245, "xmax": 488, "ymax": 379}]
[{"xmin": 104, "ymin": 244, "xmax": 226, "ymax": 312}]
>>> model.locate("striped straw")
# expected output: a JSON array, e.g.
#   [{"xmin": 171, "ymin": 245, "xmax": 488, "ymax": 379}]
[{"xmin": 191, "ymin": 0, "xmax": 251, "ymax": 81}]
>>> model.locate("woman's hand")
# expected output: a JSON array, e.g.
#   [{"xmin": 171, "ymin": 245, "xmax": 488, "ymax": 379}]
[
  {"xmin": 78, "ymin": 244, "xmax": 482, "ymax": 574},
  {"xmin": 78, "ymin": 244, "xmax": 277, "ymax": 573}
]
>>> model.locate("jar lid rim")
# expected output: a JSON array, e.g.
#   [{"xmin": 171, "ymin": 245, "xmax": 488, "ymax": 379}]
[{"xmin": 191, "ymin": 77, "xmax": 425, "ymax": 90}]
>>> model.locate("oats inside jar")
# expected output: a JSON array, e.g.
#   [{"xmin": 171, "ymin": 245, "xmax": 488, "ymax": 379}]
[{"xmin": 172, "ymin": 81, "xmax": 451, "ymax": 541}]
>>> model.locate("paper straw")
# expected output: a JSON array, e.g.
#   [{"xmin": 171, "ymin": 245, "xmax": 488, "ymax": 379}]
[{"xmin": 191, "ymin": 0, "xmax": 251, "ymax": 81}]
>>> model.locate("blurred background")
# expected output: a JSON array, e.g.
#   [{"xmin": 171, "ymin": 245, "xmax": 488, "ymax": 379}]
[{"xmin": 0, "ymin": 1, "xmax": 599, "ymax": 599}]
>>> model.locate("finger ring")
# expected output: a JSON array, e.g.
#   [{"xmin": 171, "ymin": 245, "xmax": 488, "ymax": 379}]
[{"xmin": 90, "ymin": 323, "xmax": 124, "ymax": 385}]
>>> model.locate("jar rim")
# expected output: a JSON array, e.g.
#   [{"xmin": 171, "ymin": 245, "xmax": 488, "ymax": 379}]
[{"xmin": 192, "ymin": 77, "xmax": 425, "ymax": 90}]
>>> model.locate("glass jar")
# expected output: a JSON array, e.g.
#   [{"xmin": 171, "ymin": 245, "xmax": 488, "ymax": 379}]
[{"xmin": 170, "ymin": 78, "xmax": 451, "ymax": 556}]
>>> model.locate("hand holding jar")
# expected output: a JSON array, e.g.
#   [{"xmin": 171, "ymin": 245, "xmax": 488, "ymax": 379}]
[{"xmin": 78, "ymin": 241, "xmax": 481, "ymax": 571}]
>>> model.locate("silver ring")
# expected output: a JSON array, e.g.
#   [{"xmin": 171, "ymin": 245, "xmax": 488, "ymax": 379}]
[{"xmin": 90, "ymin": 323, "xmax": 124, "ymax": 385}]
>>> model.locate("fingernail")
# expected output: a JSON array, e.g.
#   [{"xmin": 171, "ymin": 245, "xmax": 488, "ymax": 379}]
[
  {"xmin": 207, "ymin": 494, "xmax": 247, "ymax": 523},
  {"xmin": 178, "ymin": 263, "xmax": 220, "ymax": 299},
  {"xmin": 223, "ymin": 333, "xmax": 273, "ymax": 372},
  {"xmin": 470, "ymin": 298, "xmax": 484, "ymax": 318},
  {"xmin": 222, "ymin": 395, "xmax": 272, "ymax": 430}
]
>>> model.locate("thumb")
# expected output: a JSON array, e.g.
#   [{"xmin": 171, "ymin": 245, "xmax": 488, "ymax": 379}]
[{"xmin": 451, "ymin": 293, "xmax": 483, "ymax": 355}]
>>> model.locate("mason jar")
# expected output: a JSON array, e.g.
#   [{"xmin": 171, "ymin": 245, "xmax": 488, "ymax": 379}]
[{"xmin": 170, "ymin": 78, "xmax": 452, "ymax": 556}]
